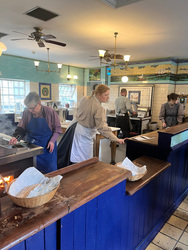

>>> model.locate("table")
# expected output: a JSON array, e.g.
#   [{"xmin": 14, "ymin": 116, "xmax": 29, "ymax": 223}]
[{"xmin": 61, "ymin": 121, "xmax": 120, "ymax": 164}]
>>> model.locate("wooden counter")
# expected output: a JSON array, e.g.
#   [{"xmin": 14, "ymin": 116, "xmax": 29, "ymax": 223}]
[
  {"xmin": 128, "ymin": 122, "xmax": 188, "ymax": 146},
  {"xmin": 0, "ymin": 157, "xmax": 131, "ymax": 250},
  {"xmin": 126, "ymin": 156, "xmax": 171, "ymax": 195},
  {"xmin": 125, "ymin": 122, "xmax": 188, "ymax": 249},
  {"xmin": 126, "ymin": 123, "xmax": 188, "ymax": 160}
]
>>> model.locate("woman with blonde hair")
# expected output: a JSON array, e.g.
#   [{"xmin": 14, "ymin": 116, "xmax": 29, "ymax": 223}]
[{"xmin": 58, "ymin": 84, "xmax": 125, "ymax": 168}]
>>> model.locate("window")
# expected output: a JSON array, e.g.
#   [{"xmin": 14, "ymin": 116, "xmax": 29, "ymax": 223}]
[
  {"xmin": 0, "ymin": 79, "xmax": 30, "ymax": 112},
  {"xmin": 59, "ymin": 84, "xmax": 77, "ymax": 107}
]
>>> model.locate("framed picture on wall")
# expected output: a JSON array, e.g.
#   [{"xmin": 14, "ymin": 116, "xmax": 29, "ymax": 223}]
[
  {"xmin": 89, "ymin": 68, "xmax": 101, "ymax": 81},
  {"xmin": 128, "ymin": 91, "xmax": 141, "ymax": 104},
  {"xmin": 39, "ymin": 83, "xmax": 51, "ymax": 100}
]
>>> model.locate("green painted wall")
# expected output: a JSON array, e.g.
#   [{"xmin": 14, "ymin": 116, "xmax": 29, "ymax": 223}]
[{"xmin": 0, "ymin": 54, "xmax": 84, "ymax": 86}]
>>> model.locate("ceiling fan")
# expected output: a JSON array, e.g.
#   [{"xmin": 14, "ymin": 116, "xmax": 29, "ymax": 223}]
[
  {"xmin": 90, "ymin": 50, "xmax": 123, "ymax": 63},
  {"xmin": 98, "ymin": 32, "xmax": 130, "ymax": 66},
  {"xmin": 11, "ymin": 27, "xmax": 66, "ymax": 48}
]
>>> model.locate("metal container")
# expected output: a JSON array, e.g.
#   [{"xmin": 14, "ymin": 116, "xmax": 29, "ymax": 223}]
[{"xmin": 148, "ymin": 122, "xmax": 158, "ymax": 131}]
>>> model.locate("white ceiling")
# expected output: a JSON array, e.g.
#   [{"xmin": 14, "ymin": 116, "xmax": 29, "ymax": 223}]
[{"xmin": 1, "ymin": 0, "xmax": 188, "ymax": 68}]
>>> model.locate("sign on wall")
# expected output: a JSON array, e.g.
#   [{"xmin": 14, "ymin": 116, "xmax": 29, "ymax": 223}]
[
  {"xmin": 39, "ymin": 83, "xmax": 51, "ymax": 100},
  {"xmin": 89, "ymin": 69, "xmax": 101, "ymax": 81}
]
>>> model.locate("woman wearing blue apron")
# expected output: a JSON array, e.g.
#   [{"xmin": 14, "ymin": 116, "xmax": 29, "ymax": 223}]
[{"xmin": 9, "ymin": 92, "xmax": 62, "ymax": 174}]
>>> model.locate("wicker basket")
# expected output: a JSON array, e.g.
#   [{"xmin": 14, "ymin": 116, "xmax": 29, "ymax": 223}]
[
  {"xmin": 7, "ymin": 179, "xmax": 60, "ymax": 208},
  {"xmin": 115, "ymin": 162, "xmax": 147, "ymax": 181}
]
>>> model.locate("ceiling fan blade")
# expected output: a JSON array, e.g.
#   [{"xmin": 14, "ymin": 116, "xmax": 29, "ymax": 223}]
[
  {"xmin": 11, "ymin": 38, "xmax": 28, "ymax": 41},
  {"xmin": 13, "ymin": 31, "xmax": 30, "ymax": 36},
  {"xmin": 45, "ymin": 40, "xmax": 66, "ymax": 47},
  {"xmin": 116, "ymin": 54, "xmax": 124, "ymax": 59},
  {"xmin": 110, "ymin": 54, "xmax": 124, "ymax": 59},
  {"xmin": 38, "ymin": 41, "xmax": 45, "ymax": 47},
  {"xmin": 42, "ymin": 34, "xmax": 56, "ymax": 40},
  {"xmin": 105, "ymin": 58, "xmax": 111, "ymax": 62},
  {"xmin": 89, "ymin": 58, "xmax": 99, "ymax": 61}
]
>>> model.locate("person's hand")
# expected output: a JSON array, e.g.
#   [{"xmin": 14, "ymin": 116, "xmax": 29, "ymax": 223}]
[
  {"xmin": 47, "ymin": 141, "xmax": 54, "ymax": 153},
  {"xmin": 117, "ymin": 138, "xmax": 127, "ymax": 144},
  {"xmin": 162, "ymin": 122, "xmax": 166, "ymax": 128},
  {"xmin": 9, "ymin": 137, "xmax": 18, "ymax": 145}
]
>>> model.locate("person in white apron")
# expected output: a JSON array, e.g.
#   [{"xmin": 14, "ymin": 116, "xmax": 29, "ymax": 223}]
[{"xmin": 57, "ymin": 84, "xmax": 126, "ymax": 168}]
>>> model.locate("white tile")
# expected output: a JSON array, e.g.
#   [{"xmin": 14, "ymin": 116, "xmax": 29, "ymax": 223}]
[
  {"xmin": 168, "ymin": 215, "xmax": 188, "ymax": 230},
  {"xmin": 175, "ymin": 242, "xmax": 188, "ymax": 250},
  {"xmin": 179, "ymin": 231, "xmax": 188, "ymax": 245},
  {"xmin": 160, "ymin": 223, "xmax": 183, "ymax": 240},
  {"xmin": 153, "ymin": 232, "xmax": 177, "ymax": 249},
  {"xmin": 174, "ymin": 208, "xmax": 188, "ymax": 221},
  {"xmin": 179, "ymin": 201, "xmax": 188, "ymax": 212},
  {"xmin": 184, "ymin": 196, "xmax": 188, "ymax": 204},
  {"xmin": 145, "ymin": 243, "xmax": 163, "ymax": 250}
]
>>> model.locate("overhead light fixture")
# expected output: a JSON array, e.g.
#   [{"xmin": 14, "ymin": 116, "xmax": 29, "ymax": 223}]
[
  {"xmin": 98, "ymin": 32, "xmax": 130, "ymax": 82},
  {"xmin": 34, "ymin": 48, "xmax": 62, "ymax": 73},
  {"xmin": 67, "ymin": 65, "xmax": 72, "ymax": 81},
  {"xmin": 66, "ymin": 66, "xmax": 78, "ymax": 81},
  {"xmin": 73, "ymin": 74, "xmax": 78, "ymax": 80},
  {"xmin": 0, "ymin": 41, "xmax": 7, "ymax": 56},
  {"xmin": 121, "ymin": 76, "xmax": 129, "ymax": 83},
  {"xmin": 121, "ymin": 55, "xmax": 130, "ymax": 82}
]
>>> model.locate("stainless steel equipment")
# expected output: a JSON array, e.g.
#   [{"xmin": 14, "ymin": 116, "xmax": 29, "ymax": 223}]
[
  {"xmin": 0, "ymin": 134, "xmax": 43, "ymax": 200},
  {"xmin": 137, "ymin": 107, "xmax": 151, "ymax": 118}
]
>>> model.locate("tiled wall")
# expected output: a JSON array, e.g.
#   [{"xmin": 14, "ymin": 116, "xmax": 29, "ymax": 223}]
[
  {"xmin": 102, "ymin": 84, "xmax": 179, "ymax": 129},
  {"xmin": 175, "ymin": 85, "xmax": 188, "ymax": 95},
  {"xmin": 28, "ymin": 81, "xmax": 187, "ymax": 129},
  {"xmin": 30, "ymin": 81, "xmax": 85, "ymax": 107}
]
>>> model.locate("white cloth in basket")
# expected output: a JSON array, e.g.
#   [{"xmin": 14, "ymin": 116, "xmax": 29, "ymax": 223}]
[
  {"xmin": 117, "ymin": 157, "xmax": 147, "ymax": 176},
  {"xmin": 8, "ymin": 167, "xmax": 63, "ymax": 198}
]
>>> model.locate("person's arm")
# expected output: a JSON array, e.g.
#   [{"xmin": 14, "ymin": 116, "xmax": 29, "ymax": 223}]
[
  {"xmin": 177, "ymin": 104, "xmax": 185, "ymax": 123},
  {"xmin": 45, "ymin": 109, "xmax": 62, "ymax": 153},
  {"xmin": 159, "ymin": 104, "xmax": 166, "ymax": 127},
  {"xmin": 9, "ymin": 110, "xmax": 28, "ymax": 145},
  {"xmin": 48, "ymin": 110, "xmax": 62, "ymax": 144},
  {"xmin": 9, "ymin": 127, "xmax": 26, "ymax": 145},
  {"xmin": 95, "ymin": 106, "xmax": 126, "ymax": 143}
]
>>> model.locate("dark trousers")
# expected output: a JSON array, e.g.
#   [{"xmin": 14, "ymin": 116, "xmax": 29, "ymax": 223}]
[{"xmin": 116, "ymin": 113, "xmax": 130, "ymax": 138}]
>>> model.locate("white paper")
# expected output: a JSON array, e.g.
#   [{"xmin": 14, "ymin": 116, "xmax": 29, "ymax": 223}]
[
  {"xmin": 8, "ymin": 167, "xmax": 63, "ymax": 198},
  {"xmin": 134, "ymin": 136, "xmax": 151, "ymax": 141},
  {"xmin": 117, "ymin": 157, "xmax": 147, "ymax": 176}
]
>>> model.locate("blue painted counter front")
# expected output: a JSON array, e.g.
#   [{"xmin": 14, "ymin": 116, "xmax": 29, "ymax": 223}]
[
  {"xmin": 9, "ymin": 164, "xmax": 180, "ymax": 250},
  {"xmin": 5, "ymin": 124, "xmax": 188, "ymax": 250}
]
